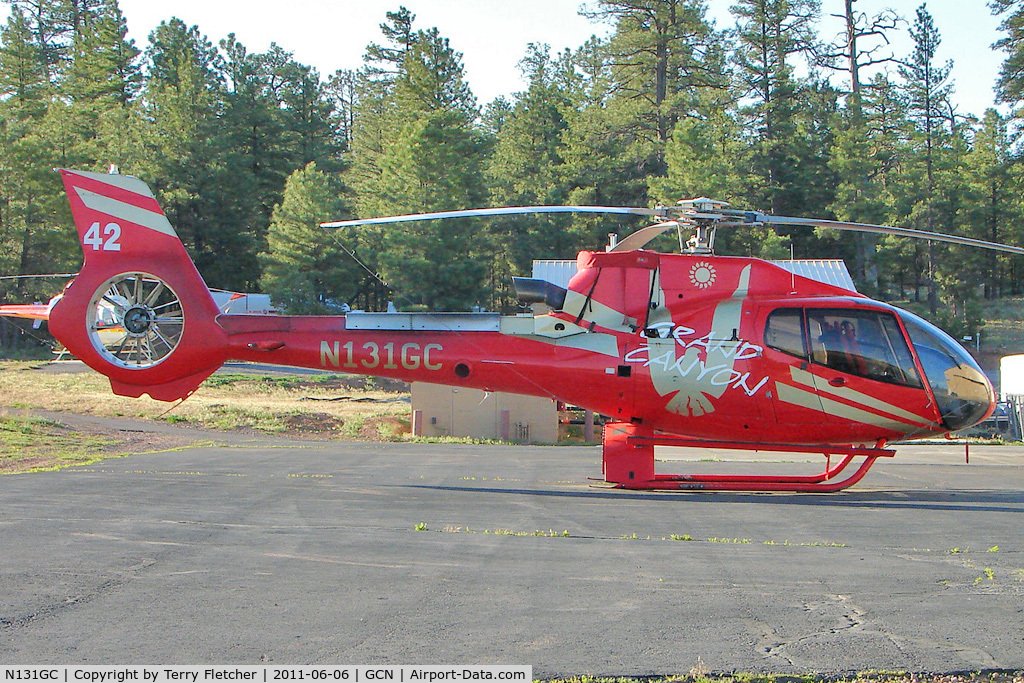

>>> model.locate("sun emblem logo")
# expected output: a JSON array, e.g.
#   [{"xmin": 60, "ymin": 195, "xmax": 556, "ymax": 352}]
[{"xmin": 689, "ymin": 262, "xmax": 716, "ymax": 289}]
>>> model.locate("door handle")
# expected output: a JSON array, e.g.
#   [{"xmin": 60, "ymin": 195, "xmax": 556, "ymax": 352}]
[{"xmin": 828, "ymin": 377, "xmax": 846, "ymax": 387}]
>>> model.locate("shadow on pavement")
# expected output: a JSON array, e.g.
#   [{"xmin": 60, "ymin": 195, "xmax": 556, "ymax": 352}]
[{"xmin": 398, "ymin": 484, "xmax": 1024, "ymax": 514}]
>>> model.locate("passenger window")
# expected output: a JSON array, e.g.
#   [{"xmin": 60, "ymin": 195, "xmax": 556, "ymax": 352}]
[
  {"xmin": 765, "ymin": 309, "xmax": 806, "ymax": 359},
  {"xmin": 806, "ymin": 309, "xmax": 922, "ymax": 388}
]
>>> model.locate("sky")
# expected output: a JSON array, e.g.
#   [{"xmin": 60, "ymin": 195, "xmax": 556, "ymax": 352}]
[{"xmin": 0, "ymin": 0, "xmax": 1012, "ymax": 118}]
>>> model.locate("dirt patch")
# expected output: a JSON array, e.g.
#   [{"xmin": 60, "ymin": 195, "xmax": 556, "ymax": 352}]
[
  {"xmin": 282, "ymin": 412, "xmax": 345, "ymax": 434},
  {"xmin": 205, "ymin": 372, "xmax": 409, "ymax": 394},
  {"xmin": 97, "ymin": 427, "xmax": 200, "ymax": 455},
  {"xmin": 312, "ymin": 376, "xmax": 409, "ymax": 393},
  {"xmin": 358, "ymin": 416, "xmax": 410, "ymax": 440},
  {"xmin": 0, "ymin": 455, "xmax": 57, "ymax": 474}
]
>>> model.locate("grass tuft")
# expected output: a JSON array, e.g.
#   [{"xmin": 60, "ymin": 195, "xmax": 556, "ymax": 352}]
[{"xmin": 0, "ymin": 411, "xmax": 126, "ymax": 474}]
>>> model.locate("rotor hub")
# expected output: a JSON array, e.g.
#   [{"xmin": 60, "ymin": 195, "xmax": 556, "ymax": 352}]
[{"xmin": 123, "ymin": 305, "xmax": 155, "ymax": 336}]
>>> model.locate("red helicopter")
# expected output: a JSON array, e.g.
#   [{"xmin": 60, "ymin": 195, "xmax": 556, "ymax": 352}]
[{"xmin": 46, "ymin": 168, "xmax": 1023, "ymax": 492}]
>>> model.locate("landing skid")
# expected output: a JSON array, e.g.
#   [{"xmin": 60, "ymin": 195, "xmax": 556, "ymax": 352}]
[{"xmin": 600, "ymin": 422, "xmax": 894, "ymax": 492}]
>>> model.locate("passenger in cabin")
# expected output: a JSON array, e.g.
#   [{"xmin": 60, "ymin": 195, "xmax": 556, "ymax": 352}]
[{"xmin": 817, "ymin": 321, "xmax": 855, "ymax": 374}]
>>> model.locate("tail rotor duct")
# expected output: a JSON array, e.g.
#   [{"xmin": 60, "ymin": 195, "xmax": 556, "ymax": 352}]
[{"xmin": 88, "ymin": 273, "xmax": 184, "ymax": 369}]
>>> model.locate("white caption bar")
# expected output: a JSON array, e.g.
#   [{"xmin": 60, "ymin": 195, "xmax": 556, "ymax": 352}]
[{"xmin": 0, "ymin": 667, "xmax": 532, "ymax": 683}]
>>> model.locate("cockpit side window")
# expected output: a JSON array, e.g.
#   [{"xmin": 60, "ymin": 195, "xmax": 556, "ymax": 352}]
[
  {"xmin": 765, "ymin": 309, "xmax": 806, "ymax": 359},
  {"xmin": 806, "ymin": 309, "xmax": 922, "ymax": 388}
]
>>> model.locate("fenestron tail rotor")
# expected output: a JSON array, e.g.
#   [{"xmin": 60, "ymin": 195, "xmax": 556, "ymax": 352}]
[{"xmin": 88, "ymin": 273, "xmax": 184, "ymax": 369}]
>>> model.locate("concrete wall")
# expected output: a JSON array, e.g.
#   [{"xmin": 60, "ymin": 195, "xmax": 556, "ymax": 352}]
[{"xmin": 410, "ymin": 382, "xmax": 557, "ymax": 444}]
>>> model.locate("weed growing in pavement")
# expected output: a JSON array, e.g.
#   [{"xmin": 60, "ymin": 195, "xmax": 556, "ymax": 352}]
[{"xmin": 414, "ymin": 525, "xmax": 570, "ymax": 538}]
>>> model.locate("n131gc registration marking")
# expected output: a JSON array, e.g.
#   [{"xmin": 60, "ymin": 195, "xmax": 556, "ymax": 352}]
[{"xmin": 320, "ymin": 341, "xmax": 443, "ymax": 371}]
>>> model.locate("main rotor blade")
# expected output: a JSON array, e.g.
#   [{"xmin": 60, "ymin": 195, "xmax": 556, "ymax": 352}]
[
  {"xmin": 320, "ymin": 205, "xmax": 661, "ymax": 228},
  {"xmin": 745, "ymin": 213, "xmax": 1024, "ymax": 256},
  {"xmin": 608, "ymin": 221, "xmax": 679, "ymax": 252}
]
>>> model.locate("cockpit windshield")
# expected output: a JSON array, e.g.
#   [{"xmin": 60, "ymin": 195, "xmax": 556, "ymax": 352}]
[{"xmin": 898, "ymin": 310, "xmax": 994, "ymax": 430}]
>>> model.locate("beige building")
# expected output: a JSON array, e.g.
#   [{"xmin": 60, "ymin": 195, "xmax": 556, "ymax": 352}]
[{"xmin": 410, "ymin": 382, "xmax": 558, "ymax": 444}]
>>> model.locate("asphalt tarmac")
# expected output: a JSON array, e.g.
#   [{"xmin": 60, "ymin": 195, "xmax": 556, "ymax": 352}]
[{"xmin": 1, "ymin": 418, "xmax": 1022, "ymax": 675}]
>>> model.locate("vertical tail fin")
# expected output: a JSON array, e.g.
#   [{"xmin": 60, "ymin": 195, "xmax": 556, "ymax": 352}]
[{"xmin": 49, "ymin": 169, "xmax": 227, "ymax": 400}]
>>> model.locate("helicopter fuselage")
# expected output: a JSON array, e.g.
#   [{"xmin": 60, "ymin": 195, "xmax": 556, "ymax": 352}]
[{"xmin": 215, "ymin": 249, "xmax": 993, "ymax": 447}]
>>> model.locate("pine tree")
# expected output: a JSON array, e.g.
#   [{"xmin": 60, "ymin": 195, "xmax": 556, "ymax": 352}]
[
  {"xmin": 279, "ymin": 60, "xmax": 342, "ymax": 171},
  {"xmin": 896, "ymin": 3, "xmax": 955, "ymax": 314},
  {"xmin": 65, "ymin": 0, "xmax": 139, "ymax": 107},
  {"xmin": 218, "ymin": 38, "xmax": 338, "ymax": 235},
  {"xmin": 992, "ymin": 0, "xmax": 1024, "ymax": 118},
  {"xmin": 487, "ymin": 44, "xmax": 579, "ymax": 279},
  {"xmin": 363, "ymin": 6, "xmax": 416, "ymax": 78},
  {"xmin": 326, "ymin": 69, "xmax": 357, "ymax": 150},
  {"xmin": 858, "ymin": 74, "xmax": 925, "ymax": 302},
  {"xmin": 731, "ymin": 0, "xmax": 822, "ymax": 215},
  {"xmin": 0, "ymin": 6, "xmax": 49, "ymax": 109},
  {"xmin": 3, "ymin": 0, "xmax": 99, "ymax": 83},
  {"xmin": 0, "ymin": 4, "xmax": 76, "ymax": 301},
  {"xmin": 558, "ymin": 35, "xmax": 653, "ymax": 245},
  {"xmin": 820, "ymin": 0, "xmax": 902, "ymax": 290},
  {"xmin": 557, "ymin": 2, "xmax": 728, "ymax": 252},
  {"xmin": 57, "ymin": 0, "xmax": 142, "ymax": 176},
  {"xmin": 346, "ymin": 7, "xmax": 417, "ymax": 219},
  {"xmin": 137, "ymin": 18, "xmax": 260, "ymax": 290},
  {"xmin": 654, "ymin": 102, "xmax": 791, "ymax": 259},
  {"xmin": 260, "ymin": 162, "xmax": 356, "ymax": 314},
  {"xmin": 650, "ymin": 95, "xmax": 749, "ymax": 204},
  {"xmin": 581, "ymin": 0, "xmax": 725, "ymax": 177},
  {"xmin": 961, "ymin": 110, "xmax": 1020, "ymax": 298},
  {"xmin": 218, "ymin": 33, "xmax": 287, "ymax": 233},
  {"xmin": 898, "ymin": 4, "xmax": 953, "ymax": 201},
  {"xmin": 371, "ymin": 27, "xmax": 488, "ymax": 310}
]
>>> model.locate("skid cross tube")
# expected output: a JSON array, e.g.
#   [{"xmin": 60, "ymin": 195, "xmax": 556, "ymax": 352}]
[{"xmin": 600, "ymin": 423, "xmax": 894, "ymax": 493}]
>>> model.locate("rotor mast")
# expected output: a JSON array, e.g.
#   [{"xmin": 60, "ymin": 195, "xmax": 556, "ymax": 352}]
[{"xmin": 674, "ymin": 198, "xmax": 729, "ymax": 254}]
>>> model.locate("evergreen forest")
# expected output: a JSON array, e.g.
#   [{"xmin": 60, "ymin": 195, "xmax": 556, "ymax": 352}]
[{"xmin": 4, "ymin": 0, "xmax": 1024, "ymax": 340}]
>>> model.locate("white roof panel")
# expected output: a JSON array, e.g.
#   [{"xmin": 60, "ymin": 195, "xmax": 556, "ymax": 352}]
[
  {"xmin": 531, "ymin": 260, "xmax": 578, "ymax": 289},
  {"xmin": 771, "ymin": 259, "xmax": 857, "ymax": 292}
]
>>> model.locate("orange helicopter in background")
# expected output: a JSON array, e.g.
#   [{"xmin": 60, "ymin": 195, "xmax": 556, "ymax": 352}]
[{"xmin": 44, "ymin": 168, "xmax": 1022, "ymax": 492}]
